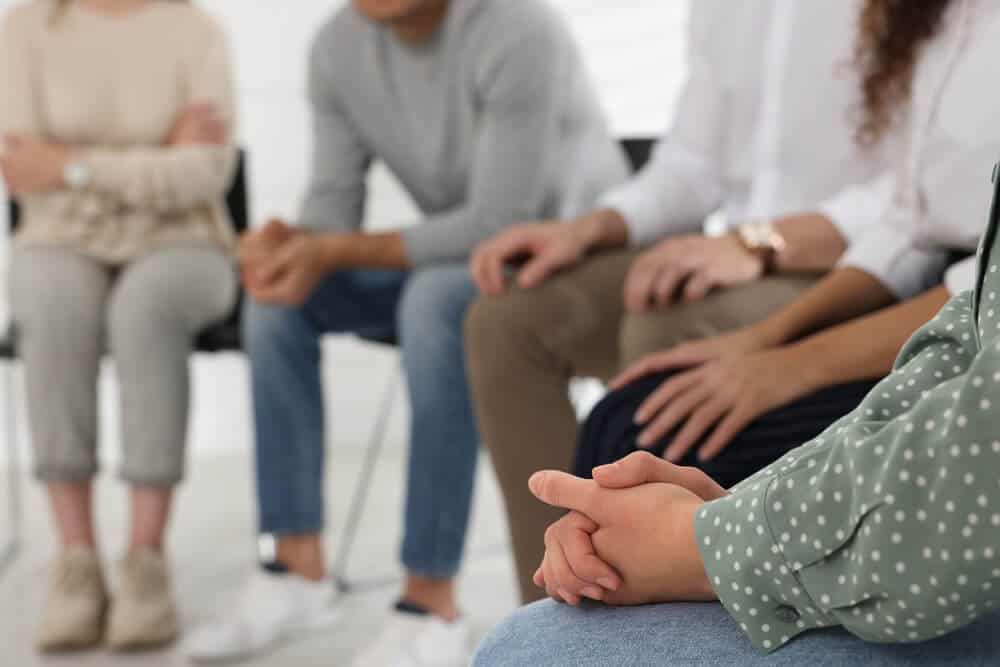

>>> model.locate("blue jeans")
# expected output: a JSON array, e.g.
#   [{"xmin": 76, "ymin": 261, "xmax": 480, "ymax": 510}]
[
  {"xmin": 244, "ymin": 264, "xmax": 480, "ymax": 578},
  {"xmin": 474, "ymin": 601, "xmax": 1000, "ymax": 666}
]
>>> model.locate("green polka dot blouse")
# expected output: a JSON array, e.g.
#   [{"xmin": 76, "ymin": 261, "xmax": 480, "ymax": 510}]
[{"xmin": 695, "ymin": 166, "xmax": 1000, "ymax": 653}]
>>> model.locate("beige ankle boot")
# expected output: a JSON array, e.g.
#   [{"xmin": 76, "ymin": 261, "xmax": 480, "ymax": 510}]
[
  {"xmin": 106, "ymin": 549, "xmax": 179, "ymax": 651},
  {"xmin": 37, "ymin": 546, "xmax": 108, "ymax": 652}
]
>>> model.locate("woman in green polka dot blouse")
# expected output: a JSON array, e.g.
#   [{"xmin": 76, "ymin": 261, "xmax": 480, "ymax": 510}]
[
  {"xmin": 474, "ymin": 1, "xmax": 1000, "ymax": 663},
  {"xmin": 474, "ymin": 173, "xmax": 1000, "ymax": 666}
]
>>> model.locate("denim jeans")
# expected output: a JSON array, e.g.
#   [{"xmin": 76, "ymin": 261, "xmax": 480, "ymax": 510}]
[
  {"xmin": 244, "ymin": 264, "xmax": 480, "ymax": 578},
  {"xmin": 473, "ymin": 600, "xmax": 1000, "ymax": 666}
]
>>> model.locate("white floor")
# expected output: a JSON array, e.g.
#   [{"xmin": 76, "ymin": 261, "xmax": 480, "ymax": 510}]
[{"xmin": 0, "ymin": 342, "xmax": 520, "ymax": 666}]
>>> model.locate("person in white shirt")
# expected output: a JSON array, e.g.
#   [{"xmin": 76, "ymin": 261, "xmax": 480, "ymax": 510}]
[
  {"xmin": 567, "ymin": 0, "xmax": 994, "ymax": 493},
  {"xmin": 465, "ymin": 0, "xmax": 900, "ymax": 602}
]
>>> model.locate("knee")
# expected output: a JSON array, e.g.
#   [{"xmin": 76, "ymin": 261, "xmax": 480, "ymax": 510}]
[
  {"xmin": 242, "ymin": 298, "xmax": 313, "ymax": 355},
  {"xmin": 472, "ymin": 601, "xmax": 563, "ymax": 667},
  {"xmin": 397, "ymin": 266, "xmax": 474, "ymax": 344},
  {"xmin": 464, "ymin": 292, "xmax": 536, "ymax": 369},
  {"xmin": 619, "ymin": 310, "xmax": 698, "ymax": 366},
  {"xmin": 107, "ymin": 286, "xmax": 184, "ymax": 353}
]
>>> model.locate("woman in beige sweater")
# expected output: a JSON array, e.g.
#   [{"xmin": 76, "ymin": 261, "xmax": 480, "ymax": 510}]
[{"xmin": 0, "ymin": 0, "xmax": 237, "ymax": 652}]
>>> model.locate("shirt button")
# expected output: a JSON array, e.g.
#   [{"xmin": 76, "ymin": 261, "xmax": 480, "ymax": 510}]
[{"xmin": 775, "ymin": 606, "xmax": 800, "ymax": 623}]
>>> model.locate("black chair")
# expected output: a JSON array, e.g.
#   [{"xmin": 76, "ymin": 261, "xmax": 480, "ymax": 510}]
[{"xmin": 0, "ymin": 151, "xmax": 250, "ymax": 578}]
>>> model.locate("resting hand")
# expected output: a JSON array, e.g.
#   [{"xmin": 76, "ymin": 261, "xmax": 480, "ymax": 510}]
[
  {"xmin": 530, "ymin": 469, "xmax": 716, "ymax": 606},
  {"xmin": 533, "ymin": 452, "xmax": 728, "ymax": 604},
  {"xmin": 470, "ymin": 215, "xmax": 603, "ymax": 295},
  {"xmin": 610, "ymin": 325, "xmax": 776, "ymax": 391},
  {"xmin": 167, "ymin": 103, "xmax": 227, "ymax": 146},
  {"xmin": 0, "ymin": 134, "xmax": 72, "ymax": 195},
  {"xmin": 622, "ymin": 345, "xmax": 816, "ymax": 462},
  {"xmin": 623, "ymin": 235, "xmax": 764, "ymax": 313}
]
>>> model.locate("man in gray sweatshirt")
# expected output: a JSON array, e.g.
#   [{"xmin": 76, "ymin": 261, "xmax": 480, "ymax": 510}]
[{"xmin": 185, "ymin": 1, "xmax": 628, "ymax": 664}]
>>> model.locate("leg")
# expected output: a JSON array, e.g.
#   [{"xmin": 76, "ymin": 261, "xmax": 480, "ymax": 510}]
[
  {"xmin": 465, "ymin": 250, "xmax": 638, "ymax": 602},
  {"xmin": 9, "ymin": 247, "xmax": 111, "ymax": 547},
  {"xmin": 104, "ymin": 245, "xmax": 236, "ymax": 650},
  {"xmin": 10, "ymin": 246, "xmax": 111, "ymax": 650},
  {"xmin": 575, "ymin": 371, "xmax": 877, "ymax": 487},
  {"xmin": 475, "ymin": 600, "xmax": 1000, "ymax": 667},
  {"xmin": 396, "ymin": 265, "xmax": 479, "ymax": 619},
  {"xmin": 244, "ymin": 268, "xmax": 405, "ymax": 579},
  {"xmin": 109, "ymin": 245, "xmax": 237, "ymax": 548}
]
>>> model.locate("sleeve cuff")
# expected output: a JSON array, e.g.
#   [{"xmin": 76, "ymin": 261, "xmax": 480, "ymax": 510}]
[
  {"xmin": 816, "ymin": 174, "xmax": 895, "ymax": 246},
  {"xmin": 838, "ymin": 230, "xmax": 949, "ymax": 299},
  {"xmin": 598, "ymin": 183, "xmax": 664, "ymax": 247},
  {"xmin": 696, "ymin": 476, "xmax": 837, "ymax": 653},
  {"xmin": 945, "ymin": 256, "xmax": 977, "ymax": 296}
]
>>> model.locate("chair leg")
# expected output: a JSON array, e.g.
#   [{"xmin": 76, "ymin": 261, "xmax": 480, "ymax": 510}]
[
  {"xmin": 0, "ymin": 362, "xmax": 21, "ymax": 579},
  {"xmin": 332, "ymin": 358, "xmax": 403, "ymax": 595}
]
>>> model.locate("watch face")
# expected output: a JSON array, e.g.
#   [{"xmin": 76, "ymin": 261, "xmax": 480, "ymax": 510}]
[{"xmin": 65, "ymin": 162, "xmax": 90, "ymax": 190}]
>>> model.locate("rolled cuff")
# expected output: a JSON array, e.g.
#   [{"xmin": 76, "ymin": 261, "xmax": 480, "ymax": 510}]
[
  {"xmin": 696, "ymin": 475, "xmax": 838, "ymax": 654},
  {"xmin": 838, "ymin": 230, "xmax": 949, "ymax": 299},
  {"xmin": 597, "ymin": 146, "xmax": 721, "ymax": 247},
  {"xmin": 945, "ymin": 255, "xmax": 977, "ymax": 296},
  {"xmin": 816, "ymin": 174, "xmax": 896, "ymax": 247}
]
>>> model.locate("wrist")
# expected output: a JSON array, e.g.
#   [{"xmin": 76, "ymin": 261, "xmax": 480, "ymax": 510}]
[
  {"xmin": 681, "ymin": 500, "xmax": 717, "ymax": 601},
  {"xmin": 770, "ymin": 342, "xmax": 827, "ymax": 396},
  {"xmin": 317, "ymin": 232, "xmax": 348, "ymax": 270},
  {"xmin": 727, "ymin": 231, "xmax": 768, "ymax": 277},
  {"xmin": 574, "ymin": 208, "xmax": 629, "ymax": 252}
]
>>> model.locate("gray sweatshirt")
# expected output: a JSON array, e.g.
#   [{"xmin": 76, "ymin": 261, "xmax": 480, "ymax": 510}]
[{"xmin": 301, "ymin": 0, "xmax": 630, "ymax": 265}]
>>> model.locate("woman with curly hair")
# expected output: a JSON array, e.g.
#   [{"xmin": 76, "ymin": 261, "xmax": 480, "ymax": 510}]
[
  {"xmin": 0, "ymin": 0, "xmax": 237, "ymax": 653},
  {"xmin": 570, "ymin": 0, "xmax": 992, "ymax": 497},
  {"xmin": 476, "ymin": 0, "xmax": 1000, "ymax": 663}
]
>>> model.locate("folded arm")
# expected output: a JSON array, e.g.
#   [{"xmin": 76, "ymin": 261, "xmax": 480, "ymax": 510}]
[{"xmin": 81, "ymin": 33, "xmax": 237, "ymax": 213}]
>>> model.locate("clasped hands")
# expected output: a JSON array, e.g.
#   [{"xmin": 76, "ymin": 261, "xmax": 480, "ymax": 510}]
[{"xmin": 531, "ymin": 451, "xmax": 725, "ymax": 606}]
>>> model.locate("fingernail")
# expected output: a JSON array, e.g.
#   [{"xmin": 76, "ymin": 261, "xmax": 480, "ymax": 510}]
[
  {"xmin": 582, "ymin": 586, "xmax": 604, "ymax": 600},
  {"xmin": 637, "ymin": 433, "xmax": 652, "ymax": 447},
  {"xmin": 597, "ymin": 577, "xmax": 619, "ymax": 591},
  {"xmin": 528, "ymin": 472, "xmax": 542, "ymax": 495}
]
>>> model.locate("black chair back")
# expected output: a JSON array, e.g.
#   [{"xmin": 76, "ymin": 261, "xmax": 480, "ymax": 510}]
[
  {"xmin": 7, "ymin": 149, "xmax": 250, "ymax": 235},
  {"xmin": 620, "ymin": 137, "xmax": 655, "ymax": 174}
]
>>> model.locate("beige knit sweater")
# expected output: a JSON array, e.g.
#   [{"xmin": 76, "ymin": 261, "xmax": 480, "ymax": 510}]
[{"xmin": 0, "ymin": 0, "xmax": 237, "ymax": 264}]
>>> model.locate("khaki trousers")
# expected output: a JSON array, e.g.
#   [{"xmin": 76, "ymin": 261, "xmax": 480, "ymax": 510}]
[{"xmin": 464, "ymin": 249, "xmax": 817, "ymax": 601}]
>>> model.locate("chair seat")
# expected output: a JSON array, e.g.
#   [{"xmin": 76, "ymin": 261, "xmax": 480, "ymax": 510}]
[
  {"xmin": 0, "ymin": 327, "xmax": 15, "ymax": 360},
  {"xmin": 195, "ymin": 321, "xmax": 243, "ymax": 353}
]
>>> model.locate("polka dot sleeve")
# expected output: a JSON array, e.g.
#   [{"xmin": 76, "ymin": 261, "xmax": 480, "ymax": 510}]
[{"xmin": 696, "ymin": 285, "xmax": 1000, "ymax": 653}]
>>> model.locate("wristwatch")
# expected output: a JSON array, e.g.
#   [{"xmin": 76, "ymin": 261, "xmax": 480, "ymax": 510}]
[
  {"xmin": 735, "ymin": 219, "xmax": 787, "ymax": 274},
  {"xmin": 63, "ymin": 159, "xmax": 92, "ymax": 191}
]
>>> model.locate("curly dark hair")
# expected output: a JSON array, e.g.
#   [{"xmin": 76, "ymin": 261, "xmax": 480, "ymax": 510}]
[{"xmin": 854, "ymin": 0, "xmax": 956, "ymax": 145}]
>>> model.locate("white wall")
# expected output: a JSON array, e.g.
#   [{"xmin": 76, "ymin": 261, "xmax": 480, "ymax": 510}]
[{"xmin": 0, "ymin": 0, "xmax": 690, "ymax": 466}]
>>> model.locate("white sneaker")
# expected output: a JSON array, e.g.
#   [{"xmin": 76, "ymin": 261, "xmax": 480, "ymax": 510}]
[
  {"xmin": 351, "ymin": 608, "xmax": 470, "ymax": 667},
  {"xmin": 184, "ymin": 568, "xmax": 340, "ymax": 663}
]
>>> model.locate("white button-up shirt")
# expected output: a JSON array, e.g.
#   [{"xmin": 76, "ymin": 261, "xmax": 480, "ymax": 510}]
[
  {"xmin": 838, "ymin": 0, "xmax": 1000, "ymax": 298},
  {"xmin": 600, "ymin": 0, "xmax": 889, "ymax": 246}
]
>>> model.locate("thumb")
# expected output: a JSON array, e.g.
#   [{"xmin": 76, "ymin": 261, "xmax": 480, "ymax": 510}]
[
  {"xmin": 529, "ymin": 470, "xmax": 607, "ymax": 520},
  {"xmin": 517, "ymin": 251, "xmax": 562, "ymax": 289},
  {"xmin": 593, "ymin": 452, "xmax": 728, "ymax": 500}
]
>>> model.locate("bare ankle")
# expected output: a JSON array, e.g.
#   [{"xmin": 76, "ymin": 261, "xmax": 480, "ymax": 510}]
[
  {"xmin": 276, "ymin": 535, "xmax": 326, "ymax": 581},
  {"xmin": 403, "ymin": 575, "xmax": 459, "ymax": 622}
]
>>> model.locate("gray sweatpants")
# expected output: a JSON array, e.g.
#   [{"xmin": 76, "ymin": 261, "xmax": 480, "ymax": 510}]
[{"xmin": 9, "ymin": 244, "xmax": 237, "ymax": 486}]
